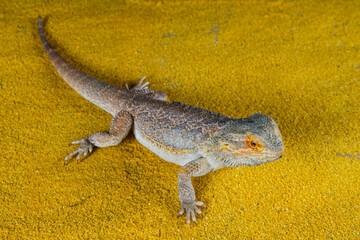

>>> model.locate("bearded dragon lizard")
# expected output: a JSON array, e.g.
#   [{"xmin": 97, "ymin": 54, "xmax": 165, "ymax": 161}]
[{"xmin": 38, "ymin": 16, "xmax": 284, "ymax": 225}]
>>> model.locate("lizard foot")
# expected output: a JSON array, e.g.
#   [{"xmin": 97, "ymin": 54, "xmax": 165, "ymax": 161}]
[
  {"xmin": 64, "ymin": 138, "xmax": 94, "ymax": 164},
  {"xmin": 178, "ymin": 200, "xmax": 204, "ymax": 225},
  {"xmin": 125, "ymin": 76, "xmax": 149, "ymax": 91}
]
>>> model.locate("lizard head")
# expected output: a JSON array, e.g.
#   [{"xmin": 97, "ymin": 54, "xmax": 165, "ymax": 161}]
[{"xmin": 204, "ymin": 113, "xmax": 284, "ymax": 167}]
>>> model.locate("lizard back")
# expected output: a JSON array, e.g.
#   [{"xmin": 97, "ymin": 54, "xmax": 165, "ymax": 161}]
[{"xmin": 130, "ymin": 97, "xmax": 230, "ymax": 165}]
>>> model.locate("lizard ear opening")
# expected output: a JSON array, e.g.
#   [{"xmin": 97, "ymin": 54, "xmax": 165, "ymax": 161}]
[{"xmin": 221, "ymin": 143, "xmax": 231, "ymax": 151}]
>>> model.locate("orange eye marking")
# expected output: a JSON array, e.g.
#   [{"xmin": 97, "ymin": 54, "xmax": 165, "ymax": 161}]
[{"xmin": 245, "ymin": 135, "xmax": 264, "ymax": 151}]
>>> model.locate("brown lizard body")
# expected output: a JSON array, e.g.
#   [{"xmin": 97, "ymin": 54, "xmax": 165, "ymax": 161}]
[{"xmin": 38, "ymin": 17, "xmax": 284, "ymax": 225}]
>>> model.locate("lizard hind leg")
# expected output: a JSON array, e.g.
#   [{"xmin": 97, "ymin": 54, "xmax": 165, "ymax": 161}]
[
  {"xmin": 64, "ymin": 111, "xmax": 133, "ymax": 164},
  {"xmin": 125, "ymin": 76, "xmax": 168, "ymax": 101},
  {"xmin": 125, "ymin": 76, "xmax": 149, "ymax": 91}
]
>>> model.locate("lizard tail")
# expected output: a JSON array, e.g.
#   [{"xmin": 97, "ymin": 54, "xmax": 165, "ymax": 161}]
[{"xmin": 38, "ymin": 16, "xmax": 124, "ymax": 116}]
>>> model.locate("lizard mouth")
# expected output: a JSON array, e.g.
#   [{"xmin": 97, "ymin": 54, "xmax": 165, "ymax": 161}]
[
  {"xmin": 267, "ymin": 149, "xmax": 284, "ymax": 161},
  {"xmin": 253, "ymin": 149, "xmax": 284, "ymax": 163},
  {"xmin": 277, "ymin": 150, "xmax": 284, "ymax": 158},
  {"xmin": 265, "ymin": 149, "xmax": 284, "ymax": 162},
  {"xmin": 234, "ymin": 149, "xmax": 284, "ymax": 159}
]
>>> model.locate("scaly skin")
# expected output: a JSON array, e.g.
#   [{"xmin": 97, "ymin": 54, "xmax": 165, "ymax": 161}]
[{"xmin": 38, "ymin": 17, "xmax": 285, "ymax": 225}]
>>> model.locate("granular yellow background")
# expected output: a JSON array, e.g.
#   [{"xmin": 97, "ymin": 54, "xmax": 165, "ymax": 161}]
[{"xmin": 1, "ymin": 0, "xmax": 360, "ymax": 239}]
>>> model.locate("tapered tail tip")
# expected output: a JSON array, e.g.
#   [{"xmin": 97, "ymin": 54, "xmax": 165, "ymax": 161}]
[{"xmin": 38, "ymin": 16, "xmax": 42, "ymax": 27}]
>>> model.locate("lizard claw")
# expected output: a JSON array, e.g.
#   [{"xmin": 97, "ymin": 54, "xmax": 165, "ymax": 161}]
[
  {"xmin": 64, "ymin": 138, "xmax": 94, "ymax": 164},
  {"xmin": 135, "ymin": 76, "xmax": 149, "ymax": 90},
  {"xmin": 134, "ymin": 77, "xmax": 150, "ymax": 90},
  {"xmin": 125, "ymin": 76, "xmax": 149, "ymax": 91},
  {"xmin": 178, "ymin": 200, "xmax": 204, "ymax": 225}
]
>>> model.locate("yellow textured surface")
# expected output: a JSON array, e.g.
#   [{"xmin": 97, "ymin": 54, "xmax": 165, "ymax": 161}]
[{"xmin": 1, "ymin": 0, "xmax": 360, "ymax": 239}]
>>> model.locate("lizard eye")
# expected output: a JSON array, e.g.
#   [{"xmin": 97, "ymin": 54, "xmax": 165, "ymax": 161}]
[{"xmin": 246, "ymin": 135, "xmax": 264, "ymax": 151}]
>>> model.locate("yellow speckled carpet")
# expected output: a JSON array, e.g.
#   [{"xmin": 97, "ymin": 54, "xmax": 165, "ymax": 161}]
[{"xmin": 1, "ymin": 0, "xmax": 360, "ymax": 238}]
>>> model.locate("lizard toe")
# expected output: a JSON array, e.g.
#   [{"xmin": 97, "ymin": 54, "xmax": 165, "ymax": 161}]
[
  {"xmin": 179, "ymin": 200, "xmax": 204, "ymax": 225},
  {"xmin": 64, "ymin": 138, "xmax": 95, "ymax": 164}
]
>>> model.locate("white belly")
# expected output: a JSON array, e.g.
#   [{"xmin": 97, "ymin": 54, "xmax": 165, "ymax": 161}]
[{"xmin": 133, "ymin": 127, "xmax": 202, "ymax": 166}]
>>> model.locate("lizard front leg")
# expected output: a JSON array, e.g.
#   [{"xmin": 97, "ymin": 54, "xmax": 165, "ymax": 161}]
[
  {"xmin": 178, "ymin": 157, "xmax": 212, "ymax": 225},
  {"xmin": 64, "ymin": 110, "xmax": 133, "ymax": 164}
]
